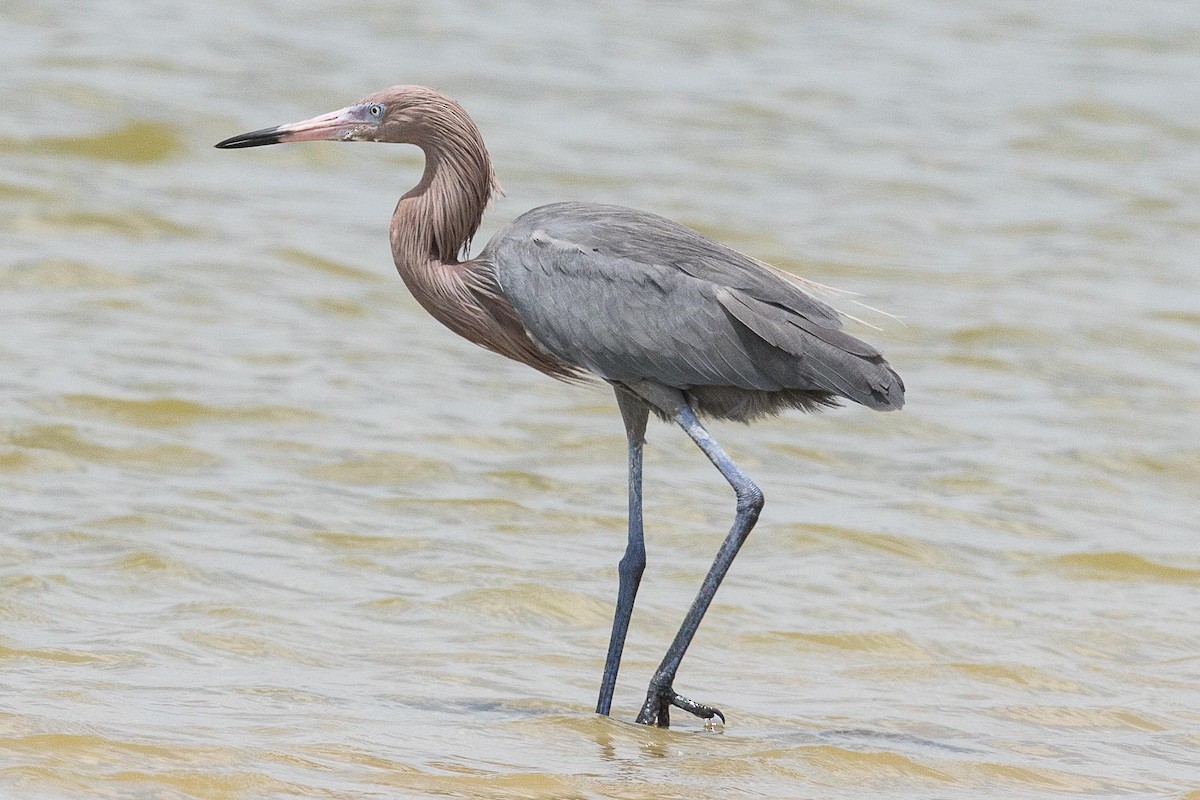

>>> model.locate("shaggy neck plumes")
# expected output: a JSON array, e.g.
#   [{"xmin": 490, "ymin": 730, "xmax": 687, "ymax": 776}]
[
  {"xmin": 383, "ymin": 89, "xmax": 575, "ymax": 381},
  {"xmin": 389, "ymin": 91, "xmax": 497, "ymax": 269}
]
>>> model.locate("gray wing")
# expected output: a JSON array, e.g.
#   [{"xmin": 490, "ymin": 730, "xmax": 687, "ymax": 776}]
[{"xmin": 485, "ymin": 202, "xmax": 903, "ymax": 410}]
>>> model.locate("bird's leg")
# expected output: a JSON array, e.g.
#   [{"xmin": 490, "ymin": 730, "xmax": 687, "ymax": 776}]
[
  {"xmin": 596, "ymin": 389, "xmax": 650, "ymax": 717},
  {"xmin": 636, "ymin": 403, "xmax": 763, "ymax": 728}
]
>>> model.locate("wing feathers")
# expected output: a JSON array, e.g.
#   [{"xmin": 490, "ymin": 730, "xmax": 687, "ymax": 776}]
[
  {"xmin": 717, "ymin": 289, "xmax": 881, "ymax": 358},
  {"xmin": 489, "ymin": 203, "xmax": 904, "ymax": 412},
  {"xmin": 715, "ymin": 288, "xmax": 902, "ymax": 410}
]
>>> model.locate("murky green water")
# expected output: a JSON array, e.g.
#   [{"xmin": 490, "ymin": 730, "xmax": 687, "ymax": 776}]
[{"xmin": 3, "ymin": 1, "xmax": 1199, "ymax": 797}]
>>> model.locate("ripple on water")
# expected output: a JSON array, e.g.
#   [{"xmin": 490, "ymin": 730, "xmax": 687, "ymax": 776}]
[
  {"xmin": 949, "ymin": 324, "xmax": 1056, "ymax": 348},
  {"xmin": 0, "ymin": 120, "xmax": 184, "ymax": 164},
  {"xmin": 303, "ymin": 452, "xmax": 453, "ymax": 485},
  {"xmin": 1007, "ymin": 124, "xmax": 1160, "ymax": 164},
  {"xmin": 804, "ymin": 744, "xmax": 954, "ymax": 785},
  {"xmin": 18, "ymin": 209, "xmax": 200, "ymax": 240},
  {"xmin": 303, "ymin": 296, "xmax": 369, "ymax": 318},
  {"xmin": 180, "ymin": 631, "xmax": 324, "ymax": 666},
  {"xmin": 0, "ymin": 259, "xmax": 144, "ymax": 289},
  {"xmin": 440, "ymin": 583, "xmax": 611, "ymax": 627},
  {"xmin": 3, "ymin": 2, "xmax": 1198, "ymax": 796},
  {"xmin": 0, "ymin": 730, "xmax": 257, "ymax": 800},
  {"xmin": 1017, "ymin": 99, "xmax": 1200, "ymax": 145},
  {"xmin": 0, "ymin": 180, "xmax": 54, "ymax": 202},
  {"xmin": 0, "ymin": 643, "xmax": 123, "ymax": 666},
  {"xmin": 0, "ymin": 446, "xmax": 77, "ymax": 473},
  {"xmin": 947, "ymin": 662, "xmax": 1084, "ymax": 693},
  {"xmin": 901, "ymin": 502, "xmax": 1066, "ymax": 542},
  {"xmin": 112, "ymin": 550, "xmax": 198, "ymax": 578},
  {"xmin": 484, "ymin": 469, "xmax": 575, "ymax": 493},
  {"xmin": 993, "ymin": 704, "xmax": 1167, "ymax": 733},
  {"xmin": 5, "ymin": 424, "xmax": 221, "ymax": 470},
  {"xmin": 1048, "ymin": 551, "xmax": 1200, "ymax": 584},
  {"xmin": 922, "ymin": 472, "xmax": 1012, "ymax": 496},
  {"xmin": 56, "ymin": 394, "xmax": 322, "ymax": 429},
  {"xmin": 377, "ymin": 497, "xmax": 533, "ymax": 535},
  {"xmin": 970, "ymin": 761, "xmax": 1149, "ymax": 794},
  {"xmin": 791, "ymin": 523, "xmax": 960, "ymax": 569},
  {"xmin": 493, "ymin": 507, "xmax": 626, "ymax": 538},
  {"xmin": 1153, "ymin": 310, "xmax": 1200, "ymax": 327},
  {"xmin": 309, "ymin": 530, "xmax": 434, "ymax": 554},
  {"xmin": 741, "ymin": 630, "xmax": 933, "ymax": 660},
  {"xmin": 361, "ymin": 769, "xmax": 586, "ymax": 800},
  {"xmin": 1059, "ymin": 447, "xmax": 1200, "ymax": 487},
  {"xmin": 855, "ymin": 661, "xmax": 1084, "ymax": 693},
  {"xmin": 274, "ymin": 247, "xmax": 382, "ymax": 283}
]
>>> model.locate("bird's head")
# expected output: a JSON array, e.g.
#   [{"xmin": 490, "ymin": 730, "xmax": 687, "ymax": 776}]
[{"xmin": 215, "ymin": 86, "xmax": 460, "ymax": 149}]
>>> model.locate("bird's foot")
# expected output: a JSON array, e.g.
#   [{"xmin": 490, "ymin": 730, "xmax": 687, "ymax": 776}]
[{"xmin": 635, "ymin": 683, "xmax": 725, "ymax": 728}]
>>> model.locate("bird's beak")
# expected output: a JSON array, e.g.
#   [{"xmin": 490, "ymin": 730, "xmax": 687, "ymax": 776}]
[{"xmin": 215, "ymin": 104, "xmax": 377, "ymax": 149}]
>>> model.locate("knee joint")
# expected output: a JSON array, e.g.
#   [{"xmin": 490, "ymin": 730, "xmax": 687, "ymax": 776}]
[
  {"xmin": 736, "ymin": 483, "xmax": 764, "ymax": 515},
  {"xmin": 618, "ymin": 551, "xmax": 646, "ymax": 580}
]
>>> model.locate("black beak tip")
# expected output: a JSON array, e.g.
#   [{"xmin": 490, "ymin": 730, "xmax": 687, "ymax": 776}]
[{"xmin": 214, "ymin": 126, "xmax": 283, "ymax": 149}]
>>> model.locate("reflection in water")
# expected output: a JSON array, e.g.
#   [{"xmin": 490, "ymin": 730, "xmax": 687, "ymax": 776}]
[{"xmin": 3, "ymin": 0, "xmax": 1199, "ymax": 797}]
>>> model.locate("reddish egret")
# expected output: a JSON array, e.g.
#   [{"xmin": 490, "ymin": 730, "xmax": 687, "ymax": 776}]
[{"xmin": 216, "ymin": 86, "xmax": 904, "ymax": 728}]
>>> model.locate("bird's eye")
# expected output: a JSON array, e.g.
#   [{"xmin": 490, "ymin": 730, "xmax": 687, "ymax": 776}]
[{"xmin": 368, "ymin": 104, "xmax": 384, "ymax": 118}]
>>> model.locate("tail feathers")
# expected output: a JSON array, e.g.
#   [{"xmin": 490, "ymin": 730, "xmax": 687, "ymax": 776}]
[
  {"xmin": 860, "ymin": 360, "xmax": 905, "ymax": 411},
  {"xmin": 717, "ymin": 287, "xmax": 905, "ymax": 411}
]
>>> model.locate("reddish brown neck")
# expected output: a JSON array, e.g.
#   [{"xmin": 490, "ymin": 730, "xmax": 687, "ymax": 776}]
[
  {"xmin": 386, "ymin": 121, "xmax": 503, "ymax": 346},
  {"xmin": 383, "ymin": 100, "xmax": 579, "ymax": 382},
  {"xmin": 391, "ymin": 160, "xmax": 482, "ymax": 269},
  {"xmin": 388, "ymin": 96, "xmax": 497, "ymax": 271}
]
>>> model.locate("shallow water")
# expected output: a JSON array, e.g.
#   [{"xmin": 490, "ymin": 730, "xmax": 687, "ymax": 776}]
[{"xmin": 3, "ymin": 1, "xmax": 1199, "ymax": 798}]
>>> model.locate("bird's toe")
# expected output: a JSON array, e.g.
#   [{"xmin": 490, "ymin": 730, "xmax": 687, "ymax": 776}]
[{"xmin": 635, "ymin": 684, "xmax": 724, "ymax": 728}]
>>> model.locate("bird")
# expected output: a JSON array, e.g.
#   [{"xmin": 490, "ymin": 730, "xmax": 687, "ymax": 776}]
[{"xmin": 216, "ymin": 85, "xmax": 904, "ymax": 728}]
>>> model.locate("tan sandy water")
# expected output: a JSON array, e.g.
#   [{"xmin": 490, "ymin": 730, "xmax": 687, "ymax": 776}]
[{"xmin": 2, "ymin": 1, "xmax": 1199, "ymax": 797}]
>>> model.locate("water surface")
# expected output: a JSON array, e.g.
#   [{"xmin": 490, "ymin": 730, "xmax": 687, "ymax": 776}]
[{"xmin": 3, "ymin": 1, "xmax": 1199, "ymax": 797}]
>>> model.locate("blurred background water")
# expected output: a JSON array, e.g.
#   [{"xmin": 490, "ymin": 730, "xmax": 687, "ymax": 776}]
[{"xmin": 2, "ymin": 1, "xmax": 1199, "ymax": 797}]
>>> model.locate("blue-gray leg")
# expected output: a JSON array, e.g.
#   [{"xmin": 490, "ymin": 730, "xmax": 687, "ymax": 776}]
[
  {"xmin": 596, "ymin": 389, "xmax": 650, "ymax": 716},
  {"xmin": 636, "ymin": 403, "xmax": 764, "ymax": 727}
]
